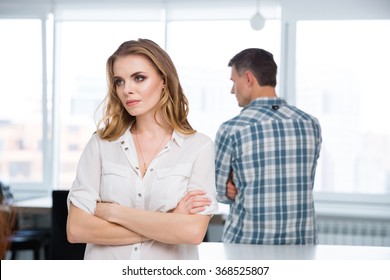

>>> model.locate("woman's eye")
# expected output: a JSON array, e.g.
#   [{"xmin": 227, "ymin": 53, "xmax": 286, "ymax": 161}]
[
  {"xmin": 114, "ymin": 79, "xmax": 124, "ymax": 86},
  {"xmin": 135, "ymin": 75, "xmax": 145, "ymax": 82}
]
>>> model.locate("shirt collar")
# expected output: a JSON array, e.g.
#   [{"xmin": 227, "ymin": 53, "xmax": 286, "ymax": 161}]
[
  {"xmin": 171, "ymin": 130, "xmax": 185, "ymax": 148},
  {"xmin": 243, "ymin": 97, "xmax": 287, "ymax": 111},
  {"xmin": 113, "ymin": 124, "xmax": 185, "ymax": 148}
]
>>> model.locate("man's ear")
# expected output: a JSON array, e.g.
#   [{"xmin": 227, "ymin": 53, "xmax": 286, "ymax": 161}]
[{"xmin": 244, "ymin": 70, "xmax": 258, "ymax": 87}]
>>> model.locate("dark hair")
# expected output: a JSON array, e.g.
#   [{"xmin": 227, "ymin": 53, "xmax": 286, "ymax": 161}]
[{"xmin": 228, "ymin": 48, "xmax": 277, "ymax": 87}]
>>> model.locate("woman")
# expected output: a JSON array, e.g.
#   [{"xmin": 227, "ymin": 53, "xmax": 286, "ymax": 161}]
[{"xmin": 67, "ymin": 39, "xmax": 218, "ymax": 259}]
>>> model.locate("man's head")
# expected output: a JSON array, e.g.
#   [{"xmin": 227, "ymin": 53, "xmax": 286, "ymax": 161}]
[{"xmin": 228, "ymin": 48, "xmax": 277, "ymax": 107}]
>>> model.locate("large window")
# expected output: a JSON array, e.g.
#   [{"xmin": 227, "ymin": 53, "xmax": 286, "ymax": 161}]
[
  {"xmin": 0, "ymin": 19, "xmax": 44, "ymax": 187},
  {"xmin": 296, "ymin": 20, "xmax": 390, "ymax": 195}
]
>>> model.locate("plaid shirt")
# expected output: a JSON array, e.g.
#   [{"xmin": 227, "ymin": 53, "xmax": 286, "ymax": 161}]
[{"xmin": 215, "ymin": 98, "xmax": 322, "ymax": 244}]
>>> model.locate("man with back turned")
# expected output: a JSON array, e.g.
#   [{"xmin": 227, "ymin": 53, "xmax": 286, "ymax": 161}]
[{"xmin": 215, "ymin": 48, "xmax": 322, "ymax": 244}]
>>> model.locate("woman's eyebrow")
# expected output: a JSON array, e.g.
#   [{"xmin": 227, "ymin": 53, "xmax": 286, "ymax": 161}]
[
  {"xmin": 113, "ymin": 71, "xmax": 145, "ymax": 79},
  {"xmin": 130, "ymin": 71, "xmax": 145, "ymax": 77}
]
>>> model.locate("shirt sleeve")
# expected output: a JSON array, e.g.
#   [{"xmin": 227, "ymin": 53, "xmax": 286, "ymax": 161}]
[
  {"xmin": 187, "ymin": 136, "xmax": 218, "ymax": 215},
  {"xmin": 67, "ymin": 133, "xmax": 102, "ymax": 214},
  {"xmin": 215, "ymin": 124, "xmax": 234, "ymax": 204}
]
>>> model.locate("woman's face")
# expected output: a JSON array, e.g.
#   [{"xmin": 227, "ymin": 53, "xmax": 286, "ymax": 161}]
[{"xmin": 113, "ymin": 54, "xmax": 165, "ymax": 117}]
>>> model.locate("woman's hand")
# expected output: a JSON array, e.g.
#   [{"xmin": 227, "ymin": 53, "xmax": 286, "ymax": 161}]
[
  {"xmin": 94, "ymin": 201, "xmax": 119, "ymax": 222},
  {"xmin": 94, "ymin": 202, "xmax": 150, "ymax": 243},
  {"xmin": 172, "ymin": 190, "xmax": 211, "ymax": 214}
]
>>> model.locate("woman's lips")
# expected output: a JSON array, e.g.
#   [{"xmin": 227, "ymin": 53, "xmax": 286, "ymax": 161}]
[{"xmin": 126, "ymin": 100, "xmax": 140, "ymax": 106}]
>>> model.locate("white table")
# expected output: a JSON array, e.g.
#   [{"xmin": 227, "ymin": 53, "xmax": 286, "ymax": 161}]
[
  {"xmin": 198, "ymin": 242, "xmax": 390, "ymax": 260},
  {"xmin": 13, "ymin": 196, "xmax": 52, "ymax": 214}
]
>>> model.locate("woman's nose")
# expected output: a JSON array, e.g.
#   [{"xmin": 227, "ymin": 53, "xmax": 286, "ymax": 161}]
[{"xmin": 124, "ymin": 82, "xmax": 133, "ymax": 94}]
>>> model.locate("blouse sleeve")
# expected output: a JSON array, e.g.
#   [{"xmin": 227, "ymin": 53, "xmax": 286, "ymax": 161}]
[
  {"xmin": 187, "ymin": 136, "xmax": 218, "ymax": 215},
  {"xmin": 67, "ymin": 133, "xmax": 102, "ymax": 214}
]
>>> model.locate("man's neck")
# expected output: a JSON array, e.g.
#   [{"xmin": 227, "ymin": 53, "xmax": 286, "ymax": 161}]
[{"xmin": 252, "ymin": 86, "xmax": 277, "ymax": 99}]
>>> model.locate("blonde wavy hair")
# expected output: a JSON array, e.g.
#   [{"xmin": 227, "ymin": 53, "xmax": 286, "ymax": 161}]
[{"xmin": 96, "ymin": 38, "xmax": 195, "ymax": 141}]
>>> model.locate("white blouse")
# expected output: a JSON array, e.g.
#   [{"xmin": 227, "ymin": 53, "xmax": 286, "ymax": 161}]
[{"xmin": 68, "ymin": 128, "xmax": 218, "ymax": 260}]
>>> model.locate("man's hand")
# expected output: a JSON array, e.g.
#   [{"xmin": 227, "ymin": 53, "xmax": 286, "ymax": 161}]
[{"xmin": 226, "ymin": 171, "xmax": 237, "ymax": 201}]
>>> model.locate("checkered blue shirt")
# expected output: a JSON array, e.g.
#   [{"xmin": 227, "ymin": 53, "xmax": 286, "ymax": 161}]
[{"xmin": 215, "ymin": 98, "xmax": 322, "ymax": 244}]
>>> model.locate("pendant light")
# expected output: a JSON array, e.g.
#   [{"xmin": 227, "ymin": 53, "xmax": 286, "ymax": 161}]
[{"xmin": 250, "ymin": 0, "xmax": 265, "ymax": 31}]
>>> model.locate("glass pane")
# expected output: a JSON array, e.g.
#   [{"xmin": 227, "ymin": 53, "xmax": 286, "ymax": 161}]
[
  {"xmin": 167, "ymin": 20, "xmax": 281, "ymax": 139},
  {"xmin": 0, "ymin": 19, "xmax": 43, "ymax": 184},
  {"xmin": 56, "ymin": 21, "xmax": 164, "ymax": 188},
  {"xmin": 296, "ymin": 20, "xmax": 390, "ymax": 195}
]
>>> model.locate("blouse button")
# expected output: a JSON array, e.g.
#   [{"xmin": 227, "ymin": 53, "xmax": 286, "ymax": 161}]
[
  {"xmin": 138, "ymin": 193, "xmax": 142, "ymax": 197},
  {"xmin": 149, "ymin": 168, "xmax": 154, "ymax": 172},
  {"xmin": 134, "ymin": 247, "xmax": 138, "ymax": 251},
  {"xmin": 124, "ymin": 147, "xmax": 129, "ymax": 151},
  {"xmin": 120, "ymin": 141, "xmax": 124, "ymax": 145},
  {"xmin": 135, "ymin": 167, "xmax": 139, "ymax": 170}
]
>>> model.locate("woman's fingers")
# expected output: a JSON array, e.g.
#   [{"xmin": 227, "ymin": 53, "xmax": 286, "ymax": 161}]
[
  {"xmin": 173, "ymin": 190, "xmax": 211, "ymax": 214},
  {"xmin": 180, "ymin": 190, "xmax": 207, "ymax": 203}
]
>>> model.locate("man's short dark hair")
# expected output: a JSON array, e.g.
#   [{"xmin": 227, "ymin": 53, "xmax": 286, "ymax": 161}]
[{"xmin": 228, "ymin": 48, "xmax": 277, "ymax": 87}]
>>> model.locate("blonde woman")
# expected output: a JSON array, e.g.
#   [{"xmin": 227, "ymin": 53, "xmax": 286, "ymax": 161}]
[{"xmin": 67, "ymin": 39, "xmax": 218, "ymax": 260}]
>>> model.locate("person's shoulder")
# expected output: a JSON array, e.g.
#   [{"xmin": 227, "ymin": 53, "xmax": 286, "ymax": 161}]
[
  {"xmin": 299, "ymin": 109, "xmax": 321, "ymax": 124},
  {"xmin": 84, "ymin": 130, "xmax": 121, "ymax": 151},
  {"xmin": 286, "ymin": 104, "xmax": 321, "ymax": 123},
  {"xmin": 81, "ymin": 131, "xmax": 102, "ymax": 150},
  {"xmin": 176, "ymin": 131, "xmax": 214, "ymax": 149},
  {"xmin": 89, "ymin": 130, "xmax": 109, "ymax": 143},
  {"xmin": 220, "ymin": 112, "xmax": 245, "ymax": 127},
  {"xmin": 217, "ymin": 112, "xmax": 250, "ymax": 134},
  {"xmin": 93, "ymin": 128, "xmax": 130, "ymax": 143},
  {"xmin": 85, "ymin": 131, "xmax": 100, "ymax": 143},
  {"xmin": 191, "ymin": 131, "xmax": 213, "ymax": 143}
]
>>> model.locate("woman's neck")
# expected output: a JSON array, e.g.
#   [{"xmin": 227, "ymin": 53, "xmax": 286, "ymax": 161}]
[{"xmin": 131, "ymin": 116, "xmax": 172, "ymax": 136}]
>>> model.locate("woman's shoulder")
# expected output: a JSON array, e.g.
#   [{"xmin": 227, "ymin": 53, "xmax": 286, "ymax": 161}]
[
  {"xmin": 90, "ymin": 129, "xmax": 129, "ymax": 143},
  {"xmin": 193, "ymin": 131, "xmax": 213, "ymax": 142},
  {"xmin": 188, "ymin": 131, "xmax": 214, "ymax": 148},
  {"xmin": 185, "ymin": 130, "xmax": 212, "ymax": 141},
  {"xmin": 82, "ymin": 131, "xmax": 125, "ymax": 152}
]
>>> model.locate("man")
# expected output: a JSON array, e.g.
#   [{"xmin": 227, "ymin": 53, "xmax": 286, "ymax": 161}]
[{"xmin": 215, "ymin": 48, "xmax": 322, "ymax": 244}]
